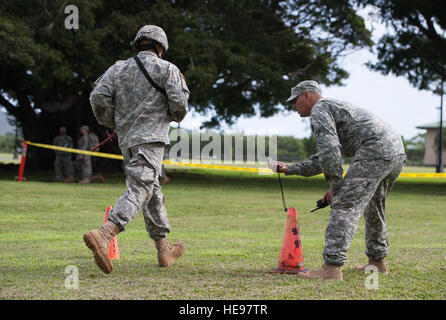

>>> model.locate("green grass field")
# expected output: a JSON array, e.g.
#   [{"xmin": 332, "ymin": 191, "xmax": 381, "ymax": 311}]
[{"xmin": 0, "ymin": 167, "xmax": 445, "ymax": 300}]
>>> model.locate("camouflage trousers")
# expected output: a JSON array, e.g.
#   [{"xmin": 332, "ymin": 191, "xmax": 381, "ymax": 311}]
[
  {"xmin": 74, "ymin": 155, "xmax": 92, "ymax": 180},
  {"xmin": 107, "ymin": 142, "xmax": 170, "ymax": 240},
  {"xmin": 323, "ymin": 155, "xmax": 405, "ymax": 266},
  {"xmin": 54, "ymin": 154, "xmax": 73, "ymax": 181}
]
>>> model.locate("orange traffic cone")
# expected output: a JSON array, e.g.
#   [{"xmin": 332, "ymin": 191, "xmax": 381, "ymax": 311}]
[
  {"xmin": 269, "ymin": 207, "xmax": 307, "ymax": 274},
  {"xmin": 103, "ymin": 206, "xmax": 120, "ymax": 260}
]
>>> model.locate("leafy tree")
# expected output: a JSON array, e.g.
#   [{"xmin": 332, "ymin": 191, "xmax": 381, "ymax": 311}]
[
  {"xmin": 402, "ymin": 133, "xmax": 425, "ymax": 165},
  {"xmin": 277, "ymin": 136, "xmax": 306, "ymax": 161},
  {"xmin": 0, "ymin": 0, "xmax": 371, "ymax": 168},
  {"xmin": 357, "ymin": 0, "xmax": 446, "ymax": 92},
  {"xmin": 302, "ymin": 134, "xmax": 317, "ymax": 157},
  {"xmin": 0, "ymin": 132, "xmax": 21, "ymax": 153}
]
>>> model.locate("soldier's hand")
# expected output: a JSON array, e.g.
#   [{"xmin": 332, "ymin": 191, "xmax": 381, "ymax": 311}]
[
  {"xmin": 322, "ymin": 189, "xmax": 334, "ymax": 205},
  {"xmin": 268, "ymin": 160, "xmax": 288, "ymax": 173}
]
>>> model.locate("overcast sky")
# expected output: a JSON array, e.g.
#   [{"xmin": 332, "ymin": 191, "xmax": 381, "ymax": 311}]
[{"xmin": 0, "ymin": 110, "xmax": 13, "ymax": 134}]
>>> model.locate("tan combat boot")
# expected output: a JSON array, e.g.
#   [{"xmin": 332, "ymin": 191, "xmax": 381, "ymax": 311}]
[
  {"xmin": 83, "ymin": 221, "xmax": 120, "ymax": 274},
  {"xmin": 159, "ymin": 175, "xmax": 170, "ymax": 185},
  {"xmin": 155, "ymin": 238, "xmax": 185, "ymax": 267},
  {"xmin": 354, "ymin": 259, "xmax": 388, "ymax": 274},
  {"xmin": 79, "ymin": 178, "xmax": 90, "ymax": 184},
  {"xmin": 297, "ymin": 263, "xmax": 343, "ymax": 281}
]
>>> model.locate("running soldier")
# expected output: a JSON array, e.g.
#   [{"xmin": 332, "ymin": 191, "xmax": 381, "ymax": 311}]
[
  {"xmin": 84, "ymin": 25, "xmax": 189, "ymax": 274},
  {"xmin": 269, "ymin": 80, "xmax": 406, "ymax": 281}
]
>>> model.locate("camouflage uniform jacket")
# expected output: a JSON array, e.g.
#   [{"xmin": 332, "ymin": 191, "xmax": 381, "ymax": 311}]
[
  {"xmin": 53, "ymin": 135, "xmax": 73, "ymax": 156},
  {"xmin": 78, "ymin": 134, "xmax": 89, "ymax": 152},
  {"xmin": 286, "ymin": 98, "xmax": 405, "ymax": 192},
  {"xmin": 89, "ymin": 51, "xmax": 189, "ymax": 150}
]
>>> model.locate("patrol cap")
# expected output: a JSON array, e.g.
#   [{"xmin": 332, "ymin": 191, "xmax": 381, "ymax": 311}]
[
  {"xmin": 80, "ymin": 125, "xmax": 89, "ymax": 132},
  {"xmin": 286, "ymin": 80, "xmax": 321, "ymax": 105},
  {"xmin": 130, "ymin": 25, "xmax": 168, "ymax": 52}
]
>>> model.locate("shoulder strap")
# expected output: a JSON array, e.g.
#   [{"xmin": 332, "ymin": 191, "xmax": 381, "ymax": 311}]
[{"xmin": 133, "ymin": 56, "xmax": 167, "ymax": 96}]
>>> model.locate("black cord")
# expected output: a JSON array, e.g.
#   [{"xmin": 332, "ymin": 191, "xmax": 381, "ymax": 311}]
[{"xmin": 277, "ymin": 165, "xmax": 288, "ymax": 213}]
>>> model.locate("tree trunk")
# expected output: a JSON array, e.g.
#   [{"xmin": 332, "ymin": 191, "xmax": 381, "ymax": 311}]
[{"xmin": 13, "ymin": 98, "xmax": 122, "ymax": 171}]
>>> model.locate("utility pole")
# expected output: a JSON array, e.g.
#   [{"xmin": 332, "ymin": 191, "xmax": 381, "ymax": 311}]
[{"xmin": 437, "ymin": 80, "xmax": 444, "ymax": 173}]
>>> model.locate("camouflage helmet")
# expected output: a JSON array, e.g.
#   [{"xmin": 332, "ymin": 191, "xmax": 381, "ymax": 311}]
[{"xmin": 130, "ymin": 25, "xmax": 168, "ymax": 52}]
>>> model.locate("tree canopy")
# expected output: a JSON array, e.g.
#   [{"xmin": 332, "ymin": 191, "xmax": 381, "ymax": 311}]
[
  {"xmin": 358, "ymin": 0, "xmax": 446, "ymax": 92},
  {"xmin": 0, "ymin": 0, "xmax": 372, "ymax": 167}
]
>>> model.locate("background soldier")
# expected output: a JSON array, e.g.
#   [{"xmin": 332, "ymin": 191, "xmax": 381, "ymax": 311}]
[
  {"xmin": 84, "ymin": 25, "xmax": 189, "ymax": 274},
  {"xmin": 53, "ymin": 126, "xmax": 73, "ymax": 182},
  {"xmin": 75, "ymin": 125, "xmax": 92, "ymax": 184},
  {"xmin": 270, "ymin": 80, "xmax": 406, "ymax": 281}
]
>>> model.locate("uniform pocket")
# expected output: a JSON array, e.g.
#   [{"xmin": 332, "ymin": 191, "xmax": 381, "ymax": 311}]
[{"xmin": 332, "ymin": 178, "xmax": 373, "ymax": 210}]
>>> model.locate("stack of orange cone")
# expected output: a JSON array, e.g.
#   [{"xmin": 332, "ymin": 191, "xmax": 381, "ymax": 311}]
[
  {"xmin": 103, "ymin": 206, "xmax": 120, "ymax": 260},
  {"xmin": 269, "ymin": 207, "xmax": 307, "ymax": 274}
]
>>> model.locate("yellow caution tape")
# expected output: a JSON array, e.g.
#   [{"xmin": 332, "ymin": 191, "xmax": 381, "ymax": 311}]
[
  {"xmin": 25, "ymin": 141, "xmax": 271, "ymax": 173},
  {"xmin": 25, "ymin": 141, "xmax": 446, "ymax": 177},
  {"xmin": 399, "ymin": 172, "xmax": 446, "ymax": 178},
  {"xmin": 25, "ymin": 141, "xmax": 124, "ymax": 160},
  {"xmin": 163, "ymin": 161, "xmax": 446, "ymax": 177},
  {"xmin": 341, "ymin": 172, "xmax": 445, "ymax": 178},
  {"xmin": 163, "ymin": 160, "xmax": 271, "ymax": 173}
]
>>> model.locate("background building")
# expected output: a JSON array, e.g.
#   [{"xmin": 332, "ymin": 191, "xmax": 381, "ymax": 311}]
[{"xmin": 416, "ymin": 122, "xmax": 446, "ymax": 166}]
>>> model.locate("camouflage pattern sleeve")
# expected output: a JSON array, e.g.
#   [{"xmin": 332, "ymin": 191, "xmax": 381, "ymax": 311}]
[
  {"xmin": 311, "ymin": 106, "xmax": 344, "ymax": 192},
  {"xmin": 89, "ymin": 64, "xmax": 121, "ymax": 129},
  {"xmin": 285, "ymin": 154, "xmax": 322, "ymax": 176},
  {"xmin": 164, "ymin": 64, "xmax": 189, "ymax": 122}
]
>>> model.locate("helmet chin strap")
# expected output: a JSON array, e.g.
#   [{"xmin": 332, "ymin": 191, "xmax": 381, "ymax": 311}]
[
  {"xmin": 153, "ymin": 45, "xmax": 162, "ymax": 58},
  {"xmin": 136, "ymin": 41, "xmax": 163, "ymax": 58}
]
